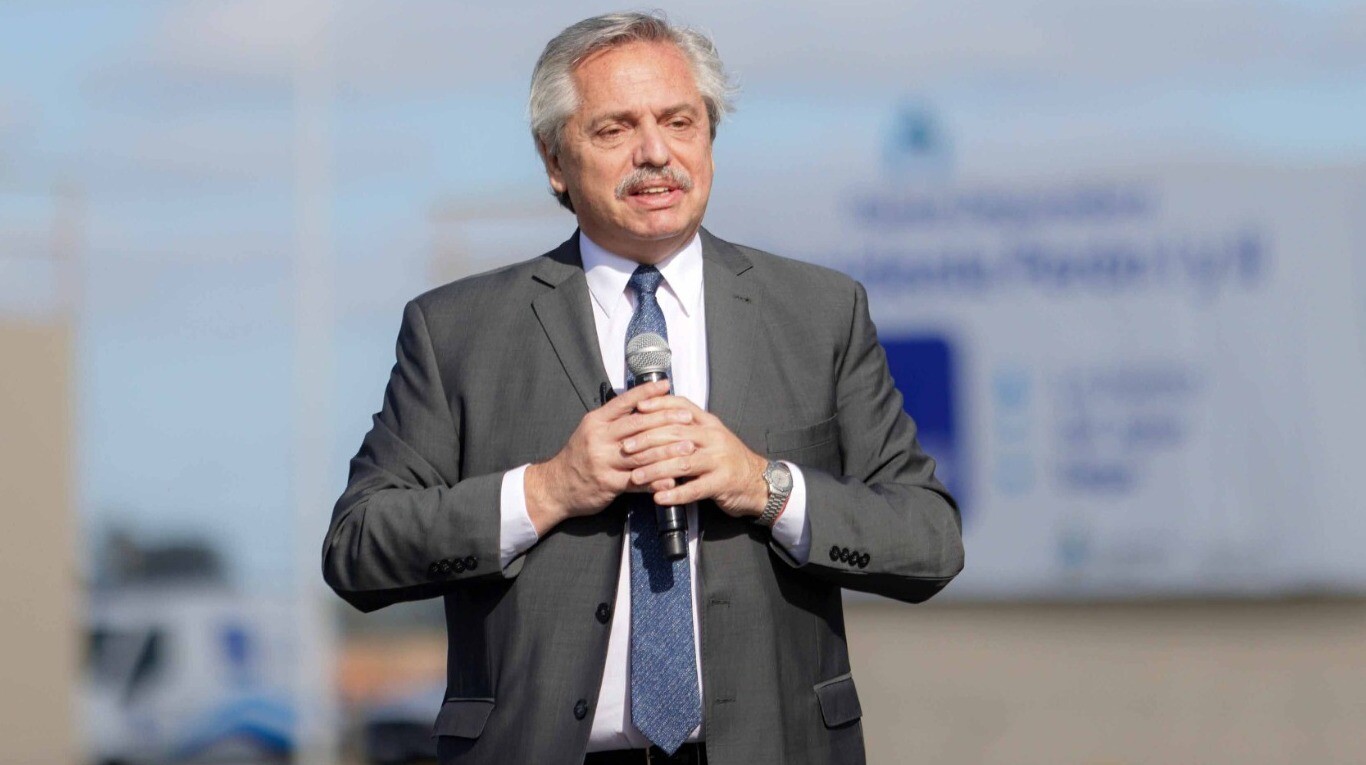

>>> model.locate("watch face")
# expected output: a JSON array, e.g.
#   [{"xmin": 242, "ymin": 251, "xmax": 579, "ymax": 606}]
[{"xmin": 766, "ymin": 462, "xmax": 793, "ymax": 493}]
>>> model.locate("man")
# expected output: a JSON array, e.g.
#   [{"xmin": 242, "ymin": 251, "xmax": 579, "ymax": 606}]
[{"xmin": 323, "ymin": 12, "xmax": 963, "ymax": 765}]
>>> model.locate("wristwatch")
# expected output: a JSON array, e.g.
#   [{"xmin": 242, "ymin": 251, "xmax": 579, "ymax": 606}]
[{"xmin": 756, "ymin": 460, "xmax": 793, "ymax": 528}]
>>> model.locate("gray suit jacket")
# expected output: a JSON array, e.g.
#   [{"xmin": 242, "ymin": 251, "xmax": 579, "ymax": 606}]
[{"xmin": 323, "ymin": 229, "xmax": 963, "ymax": 765}]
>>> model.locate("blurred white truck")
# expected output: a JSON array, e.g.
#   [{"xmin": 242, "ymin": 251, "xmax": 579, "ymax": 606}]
[{"xmin": 82, "ymin": 587, "xmax": 297, "ymax": 765}]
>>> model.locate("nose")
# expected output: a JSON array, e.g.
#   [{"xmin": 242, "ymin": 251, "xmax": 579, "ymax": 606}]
[{"xmin": 633, "ymin": 119, "xmax": 671, "ymax": 168}]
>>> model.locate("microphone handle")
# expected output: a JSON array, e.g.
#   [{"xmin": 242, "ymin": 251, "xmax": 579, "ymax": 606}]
[
  {"xmin": 628, "ymin": 369, "xmax": 688, "ymax": 561},
  {"xmin": 657, "ymin": 505, "xmax": 688, "ymax": 561}
]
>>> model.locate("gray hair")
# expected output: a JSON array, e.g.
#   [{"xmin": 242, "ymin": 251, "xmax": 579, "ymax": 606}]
[{"xmin": 529, "ymin": 11, "xmax": 737, "ymax": 211}]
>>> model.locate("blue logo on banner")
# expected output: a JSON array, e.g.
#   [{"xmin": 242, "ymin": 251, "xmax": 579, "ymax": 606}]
[{"xmin": 881, "ymin": 336, "xmax": 967, "ymax": 522}]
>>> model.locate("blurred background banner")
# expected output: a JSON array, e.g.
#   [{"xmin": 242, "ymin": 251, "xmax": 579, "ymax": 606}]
[
  {"xmin": 4, "ymin": 1, "xmax": 1365, "ymax": 763},
  {"xmin": 787, "ymin": 163, "xmax": 1366, "ymax": 599}
]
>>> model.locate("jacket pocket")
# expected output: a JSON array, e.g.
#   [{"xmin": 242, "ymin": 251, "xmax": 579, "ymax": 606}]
[
  {"xmin": 431, "ymin": 697, "xmax": 495, "ymax": 739},
  {"xmin": 767, "ymin": 414, "xmax": 841, "ymax": 472},
  {"xmin": 813, "ymin": 673, "xmax": 862, "ymax": 728}
]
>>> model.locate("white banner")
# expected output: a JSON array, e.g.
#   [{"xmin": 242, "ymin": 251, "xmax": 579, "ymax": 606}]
[{"xmin": 757, "ymin": 165, "xmax": 1366, "ymax": 598}]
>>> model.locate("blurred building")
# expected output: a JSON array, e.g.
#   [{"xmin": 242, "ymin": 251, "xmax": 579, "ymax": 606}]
[{"xmin": 0, "ymin": 186, "xmax": 80, "ymax": 763}]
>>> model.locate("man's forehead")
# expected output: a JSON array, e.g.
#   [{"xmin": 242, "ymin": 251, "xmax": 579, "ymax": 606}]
[
  {"xmin": 571, "ymin": 40, "xmax": 703, "ymax": 111},
  {"xmin": 575, "ymin": 38, "xmax": 683, "ymax": 74}
]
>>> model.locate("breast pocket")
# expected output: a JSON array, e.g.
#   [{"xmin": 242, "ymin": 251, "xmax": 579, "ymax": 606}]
[{"xmin": 765, "ymin": 413, "xmax": 842, "ymax": 474}]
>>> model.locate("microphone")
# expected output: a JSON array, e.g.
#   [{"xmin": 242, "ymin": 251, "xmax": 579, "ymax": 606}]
[{"xmin": 626, "ymin": 332, "xmax": 687, "ymax": 561}]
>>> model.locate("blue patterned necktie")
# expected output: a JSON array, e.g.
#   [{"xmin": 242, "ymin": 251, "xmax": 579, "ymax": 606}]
[{"xmin": 626, "ymin": 264, "xmax": 702, "ymax": 754}]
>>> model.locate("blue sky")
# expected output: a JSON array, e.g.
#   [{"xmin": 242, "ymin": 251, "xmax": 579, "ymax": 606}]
[{"xmin": 2, "ymin": 0, "xmax": 1363, "ymax": 589}]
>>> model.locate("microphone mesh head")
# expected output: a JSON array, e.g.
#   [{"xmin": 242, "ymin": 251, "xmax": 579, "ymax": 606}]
[{"xmin": 626, "ymin": 332, "xmax": 672, "ymax": 378}]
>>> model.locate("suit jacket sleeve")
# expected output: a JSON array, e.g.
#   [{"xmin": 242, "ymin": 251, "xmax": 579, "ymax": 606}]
[
  {"xmin": 322, "ymin": 299, "xmax": 515, "ymax": 613},
  {"xmin": 769, "ymin": 281, "xmax": 965, "ymax": 604}
]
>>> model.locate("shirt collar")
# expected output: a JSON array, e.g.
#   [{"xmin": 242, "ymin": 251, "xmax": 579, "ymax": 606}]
[{"xmin": 580, "ymin": 230, "xmax": 704, "ymax": 318}]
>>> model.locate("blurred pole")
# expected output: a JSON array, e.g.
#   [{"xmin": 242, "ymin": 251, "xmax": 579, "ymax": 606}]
[{"xmin": 292, "ymin": 0, "xmax": 340, "ymax": 763}]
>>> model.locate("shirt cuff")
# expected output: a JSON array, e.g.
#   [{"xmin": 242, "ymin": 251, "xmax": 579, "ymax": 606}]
[
  {"xmin": 767, "ymin": 461, "xmax": 810, "ymax": 565},
  {"xmin": 499, "ymin": 464, "xmax": 540, "ymax": 570}
]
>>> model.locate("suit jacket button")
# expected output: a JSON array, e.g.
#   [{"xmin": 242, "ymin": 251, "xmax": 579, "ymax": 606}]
[
  {"xmin": 847, "ymin": 549, "xmax": 860, "ymax": 566},
  {"xmin": 839, "ymin": 547, "xmax": 851, "ymax": 563},
  {"xmin": 858, "ymin": 553, "xmax": 870, "ymax": 568},
  {"xmin": 452, "ymin": 558, "xmax": 466, "ymax": 574},
  {"xmin": 426, "ymin": 562, "xmax": 441, "ymax": 580},
  {"xmin": 437, "ymin": 560, "xmax": 453, "ymax": 576},
  {"xmin": 573, "ymin": 699, "xmax": 589, "ymax": 720},
  {"xmin": 464, "ymin": 555, "xmax": 478, "ymax": 571},
  {"xmin": 595, "ymin": 603, "xmax": 612, "ymax": 624},
  {"xmin": 829, "ymin": 545, "xmax": 841, "ymax": 562}
]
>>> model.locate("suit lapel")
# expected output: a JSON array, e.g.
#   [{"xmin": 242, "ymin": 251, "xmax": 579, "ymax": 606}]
[
  {"xmin": 530, "ymin": 229, "xmax": 758, "ymax": 422},
  {"xmin": 701, "ymin": 229, "xmax": 759, "ymax": 433},
  {"xmin": 532, "ymin": 233, "xmax": 611, "ymax": 413}
]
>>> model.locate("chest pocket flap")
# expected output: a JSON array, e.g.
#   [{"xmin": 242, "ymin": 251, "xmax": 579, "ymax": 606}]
[{"xmin": 766, "ymin": 413, "xmax": 841, "ymax": 472}]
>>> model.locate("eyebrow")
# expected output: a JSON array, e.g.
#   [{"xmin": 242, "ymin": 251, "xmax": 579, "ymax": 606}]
[
  {"xmin": 657, "ymin": 102, "xmax": 700, "ymax": 119},
  {"xmin": 589, "ymin": 102, "xmax": 700, "ymax": 128}
]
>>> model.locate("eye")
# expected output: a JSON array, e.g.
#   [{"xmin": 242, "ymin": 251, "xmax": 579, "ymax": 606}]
[
  {"xmin": 668, "ymin": 117, "xmax": 692, "ymax": 129},
  {"xmin": 597, "ymin": 125, "xmax": 626, "ymax": 139}
]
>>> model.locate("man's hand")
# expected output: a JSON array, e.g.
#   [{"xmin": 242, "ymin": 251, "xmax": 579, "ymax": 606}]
[
  {"xmin": 525, "ymin": 380, "xmax": 697, "ymax": 535},
  {"xmin": 621, "ymin": 395, "xmax": 770, "ymax": 519}
]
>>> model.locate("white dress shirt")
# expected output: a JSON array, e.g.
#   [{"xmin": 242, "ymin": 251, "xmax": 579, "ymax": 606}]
[{"xmin": 497, "ymin": 231, "xmax": 811, "ymax": 751}]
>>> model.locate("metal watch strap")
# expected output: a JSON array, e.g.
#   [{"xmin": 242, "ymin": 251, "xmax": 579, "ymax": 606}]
[{"xmin": 757, "ymin": 461, "xmax": 792, "ymax": 528}]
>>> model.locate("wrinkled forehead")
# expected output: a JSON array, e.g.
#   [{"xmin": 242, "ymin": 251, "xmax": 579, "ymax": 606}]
[{"xmin": 569, "ymin": 40, "xmax": 704, "ymax": 122}]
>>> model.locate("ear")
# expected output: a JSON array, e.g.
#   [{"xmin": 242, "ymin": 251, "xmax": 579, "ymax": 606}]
[{"xmin": 537, "ymin": 138, "xmax": 568, "ymax": 197}]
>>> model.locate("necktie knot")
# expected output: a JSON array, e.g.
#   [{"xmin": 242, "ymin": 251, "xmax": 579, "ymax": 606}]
[{"xmin": 629, "ymin": 265, "xmax": 664, "ymax": 298}]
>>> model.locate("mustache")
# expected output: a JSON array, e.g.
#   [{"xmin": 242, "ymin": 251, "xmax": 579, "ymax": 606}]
[{"xmin": 615, "ymin": 166, "xmax": 694, "ymax": 199}]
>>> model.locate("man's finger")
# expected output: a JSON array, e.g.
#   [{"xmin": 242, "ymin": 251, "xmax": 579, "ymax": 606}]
[
  {"xmin": 620, "ymin": 439, "xmax": 695, "ymax": 470},
  {"xmin": 623, "ymin": 477, "xmax": 677, "ymax": 494},
  {"xmin": 606, "ymin": 408, "xmax": 693, "ymax": 441},
  {"xmin": 619, "ymin": 422, "xmax": 701, "ymax": 455},
  {"xmin": 634, "ymin": 394, "xmax": 706, "ymax": 415},
  {"xmin": 598, "ymin": 380, "xmax": 671, "ymax": 420},
  {"xmin": 630, "ymin": 453, "xmax": 708, "ymax": 486},
  {"xmin": 655, "ymin": 474, "xmax": 712, "ymax": 506}
]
